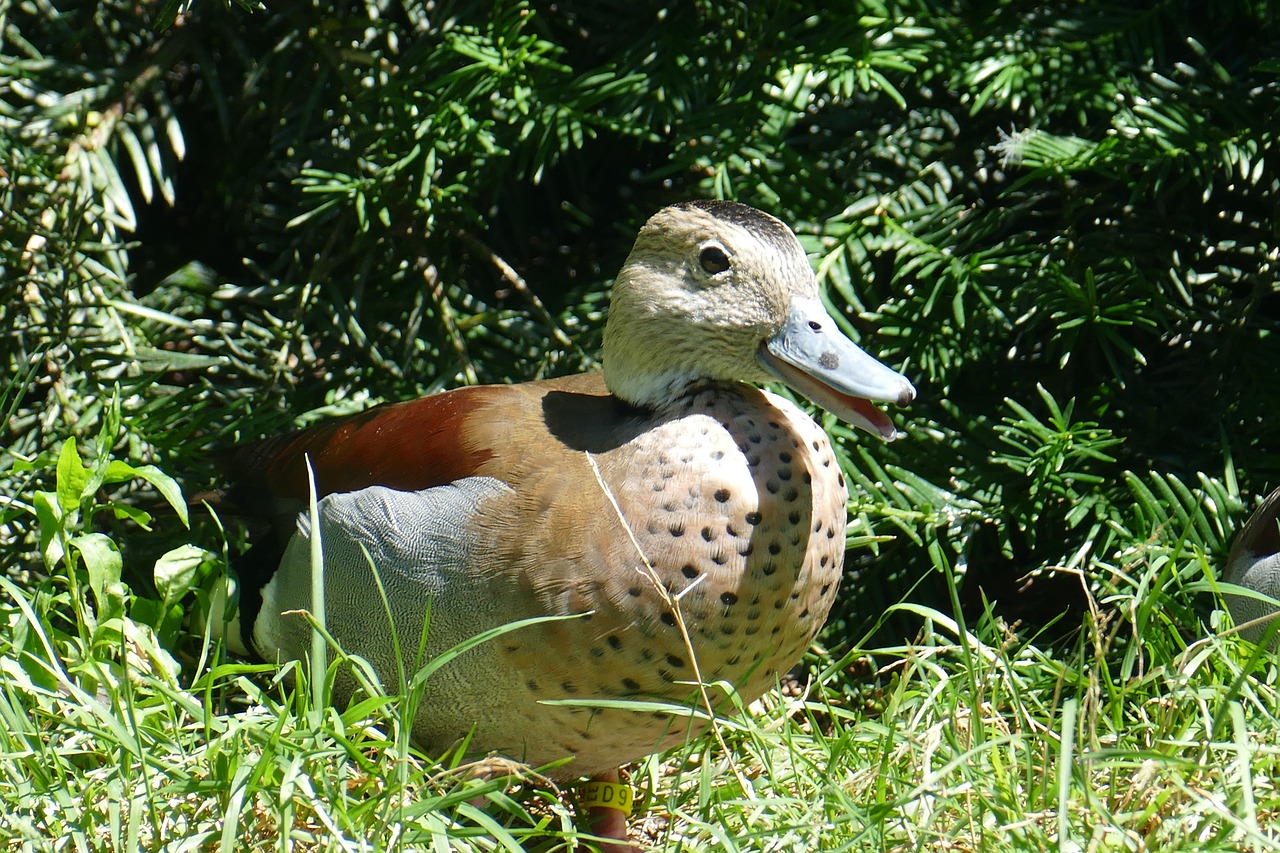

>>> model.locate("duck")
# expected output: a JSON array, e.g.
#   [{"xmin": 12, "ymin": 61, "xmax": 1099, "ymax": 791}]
[
  {"xmin": 1224, "ymin": 486, "xmax": 1280, "ymax": 644},
  {"xmin": 212, "ymin": 199, "xmax": 916, "ymax": 848}
]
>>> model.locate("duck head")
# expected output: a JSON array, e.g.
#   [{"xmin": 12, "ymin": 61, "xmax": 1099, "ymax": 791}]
[{"xmin": 602, "ymin": 199, "xmax": 916, "ymax": 439}]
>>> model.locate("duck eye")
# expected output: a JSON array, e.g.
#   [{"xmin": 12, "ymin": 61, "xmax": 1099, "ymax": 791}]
[{"xmin": 698, "ymin": 244, "xmax": 731, "ymax": 275}]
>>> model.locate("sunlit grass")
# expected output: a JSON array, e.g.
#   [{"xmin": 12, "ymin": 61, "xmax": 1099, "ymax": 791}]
[{"xmin": 3, "ymin": 534, "xmax": 1279, "ymax": 852}]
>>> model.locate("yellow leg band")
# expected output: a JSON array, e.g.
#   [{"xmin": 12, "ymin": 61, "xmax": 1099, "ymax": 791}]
[{"xmin": 578, "ymin": 780, "xmax": 634, "ymax": 816}]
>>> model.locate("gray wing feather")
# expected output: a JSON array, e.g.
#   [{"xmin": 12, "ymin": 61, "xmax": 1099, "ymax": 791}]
[{"xmin": 253, "ymin": 477, "xmax": 532, "ymax": 752}]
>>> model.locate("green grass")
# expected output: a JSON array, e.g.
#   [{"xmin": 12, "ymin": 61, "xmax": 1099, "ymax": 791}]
[{"xmin": 2, "ymin": 463, "xmax": 1277, "ymax": 852}]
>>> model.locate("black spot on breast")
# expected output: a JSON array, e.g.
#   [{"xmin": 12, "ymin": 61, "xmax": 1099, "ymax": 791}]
[
  {"xmin": 766, "ymin": 481, "xmax": 780, "ymax": 494},
  {"xmin": 779, "ymin": 451, "xmax": 792, "ymax": 463},
  {"xmin": 711, "ymin": 551, "xmax": 728, "ymax": 565},
  {"xmin": 745, "ymin": 511, "xmax": 763, "ymax": 525},
  {"xmin": 827, "ymin": 527, "xmax": 836, "ymax": 539},
  {"xmin": 720, "ymin": 592, "xmax": 739, "ymax": 606},
  {"xmin": 607, "ymin": 634, "xmax": 623, "ymax": 650},
  {"xmin": 820, "ymin": 583, "xmax": 832, "ymax": 597},
  {"xmin": 622, "ymin": 677, "xmax": 640, "ymax": 691},
  {"xmin": 788, "ymin": 510, "xmax": 801, "ymax": 525},
  {"xmin": 838, "ymin": 472, "xmax": 846, "ymax": 488},
  {"xmin": 561, "ymin": 680, "xmax": 578, "ymax": 694},
  {"xmin": 811, "ymin": 440, "xmax": 821, "ymax": 451},
  {"xmin": 768, "ymin": 541, "xmax": 782, "ymax": 555},
  {"xmin": 682, "ymin": 564, "xmax": 699, "ymax": 579},
  {"xmin": 784, "ymin": 488, "xmax": 799, "ymax": 502},
  {"xmin": 701, "ymin": 526, "xmax": 714, "ymax": 542},
  {"xmin": 820, "ymin": 555, "xmax": 829, "ymax": 567},
  {"xmin": 762, "ymin": 562, "xmax": 778, "ymax": 576},
  {"xmin": 712, "ymin": 450, "xmax": 725, "ymax": 460},
  {"xmin": 658, "ymin": 669, "xmax": 675, "ymax": 682},
  {"xmin": 727, "ymin": 655, "xmax": 741, "ymax": 666},
  {"xmin": 526, "ymin": 679, "xmax": 539, "ymax": 691},
  {"xmin": 738, "ymin": 543, "xmax": 753, "ymax": 556},
  {"xmin": 779, "ymin": 468, "xmax": 792, "ymax": 481},
  {"xmin": 660, "ymin": 612, "xmax": 677, "ymax": 627},
  {"xmin": 590, "ymin": 646, "xmax": 605, "ymax": 658},
  {"xmin": 714, "ymin": 488, "xmax": 731, "ymax": 502},
  {"xmin": 799, "ymin": 608, "xmax": 810, "ymax": 619},
  {"xmin": 803, "ymin": 472, "xmax": 812, "ymax": 484},
  {"xmin": 670, "ymin": 523, "xmax": 686, "ymax": 537},
  {"xmin": 628, "ymin": 586, "xmax": 642, "ymax": 597},
  {"xmin": 666, "ymin": 654, "xmax": 685, "ymax": 668}
]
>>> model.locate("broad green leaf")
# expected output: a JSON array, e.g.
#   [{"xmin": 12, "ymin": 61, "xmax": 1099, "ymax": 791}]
[
  {"xmin": 33, "ymin": 490, "xmax": 65, "ymax": 568},
  {"xmin": 70, "ymin": 533, "xmax": 123, "ymax": 614},
  {"xmin": 99, "ymin": 460, "xmax": 189, "ymax": 526},
  {"xmin": 55, "ymin": 438, "xmax": 88, "ymax": 514},
  {"xmin": 131, "ymin": 464, "xmax": 190, "ymax": 527},
  {"xmin": 108, "ymin": 502, "xmax": 154, "ymax": 528},
  {"xmin": 155, "ymin": 544, "xmax": 213, "ymax": 607}
]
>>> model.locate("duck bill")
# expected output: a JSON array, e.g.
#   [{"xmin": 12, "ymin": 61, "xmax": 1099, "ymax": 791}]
[{"xmin": 757, "ymin": 296, "xmax": 916, "ymax": 441}]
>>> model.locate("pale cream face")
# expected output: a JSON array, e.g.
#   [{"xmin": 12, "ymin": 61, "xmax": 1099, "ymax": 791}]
[{"xmin": 602, "ymin": 202, "xmax": 820, "ymax": 408}]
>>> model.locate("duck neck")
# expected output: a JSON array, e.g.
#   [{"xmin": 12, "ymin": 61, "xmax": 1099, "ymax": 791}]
[
  {"xmin": 600, "ymin": 278, "xmax": 701, "ymax": 409},
  {"xmin": 601, "ymin": 340, "xmax": 702, "ymax": 411}
]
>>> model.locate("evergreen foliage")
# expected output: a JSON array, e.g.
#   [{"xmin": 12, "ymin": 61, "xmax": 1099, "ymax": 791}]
[{"xmin": 3, "ymin": 0, "xmax": 1280, "ymax": 848}]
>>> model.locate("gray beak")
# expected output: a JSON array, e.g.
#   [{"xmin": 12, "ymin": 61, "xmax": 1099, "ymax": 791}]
[{"xmin": 757, "ymin": 296, "xmax": 916, "ymax": 440}]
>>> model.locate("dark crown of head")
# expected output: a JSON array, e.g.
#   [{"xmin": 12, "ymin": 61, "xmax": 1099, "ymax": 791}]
[{"xmin": 676, "ymin": 199, "xmax": 799, "ymax": 255}]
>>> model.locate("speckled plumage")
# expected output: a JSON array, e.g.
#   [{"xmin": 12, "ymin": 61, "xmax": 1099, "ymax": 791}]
[
  {"xmin": 218, "ymin": 200, "xmax": 914, "ymax": 783},
  {"xmin": 481, "ymin": 379, "xmax": 847, "ymax": 775}
]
